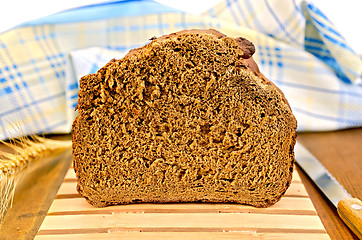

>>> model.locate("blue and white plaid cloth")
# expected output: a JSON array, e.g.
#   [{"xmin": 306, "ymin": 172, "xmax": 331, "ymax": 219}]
[{"xmin": 0, "ymin": 0, "xmax": 361, "ymax": 140}]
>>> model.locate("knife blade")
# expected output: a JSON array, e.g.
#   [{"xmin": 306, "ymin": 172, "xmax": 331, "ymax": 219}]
[{"xmin": 294, "ymin": 141, "xmax": 362, "ymax": 239}]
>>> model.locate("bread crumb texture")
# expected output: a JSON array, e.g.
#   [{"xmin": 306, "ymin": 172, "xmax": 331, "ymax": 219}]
[{"xmin": 72, "ymin": 29, "xmax": 297, "ymax": 208}]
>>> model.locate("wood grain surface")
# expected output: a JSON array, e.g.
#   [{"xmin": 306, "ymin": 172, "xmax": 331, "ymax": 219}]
[
  {"xmin": 0, "ymin": 128, "xmax": 361, "ymax": 239},
  {"xmin": 0, "ymin": 147, "xmax": 72, "ymax": 240},
  {"xmin": 298, "ymin": 128, "xmax": 362, "ymax": 240}
]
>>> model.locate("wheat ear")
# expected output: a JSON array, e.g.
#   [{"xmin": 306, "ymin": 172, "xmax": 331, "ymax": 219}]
[{"xmin": 0, "ymin": 135, "xmax": 72, "ymax": 222}]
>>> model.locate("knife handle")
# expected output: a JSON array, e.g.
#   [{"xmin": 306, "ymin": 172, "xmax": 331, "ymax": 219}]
[{"xmin": 337, "ymin": 198, "xmax": 362, "ymax": 239}]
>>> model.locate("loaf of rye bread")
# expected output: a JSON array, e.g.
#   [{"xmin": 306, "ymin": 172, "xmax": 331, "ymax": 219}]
[{"xmin": 72, "ymin": 29, "xmax": 297, "ymax": 208}]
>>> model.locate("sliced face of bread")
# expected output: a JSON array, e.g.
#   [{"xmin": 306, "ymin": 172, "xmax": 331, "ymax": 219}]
[{"xmin": 72, "ymin": 29, "xmax": 297, "ymax": 208}]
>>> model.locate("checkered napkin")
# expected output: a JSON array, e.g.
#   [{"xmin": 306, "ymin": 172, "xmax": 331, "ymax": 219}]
[{"xmin": 0, "ymin": 0, "xmax": 361, "ymax": 140}]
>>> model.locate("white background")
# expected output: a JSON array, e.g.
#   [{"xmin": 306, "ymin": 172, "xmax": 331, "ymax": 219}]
[{"xmin": 1, "ymin": 0, "xmax": 361, "ymax": 54}]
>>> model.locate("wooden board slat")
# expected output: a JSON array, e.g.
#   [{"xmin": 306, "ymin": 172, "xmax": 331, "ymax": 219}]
[
  {"xmin": 36, "ymin": 166, "xmax": 330, "ymax": 239},
  {"xmin": 38, "ymin": 213, "xmax": 325, "ymax": 231},
  {"xmin": 48, "ymin": 197, "xmax": 317, "ymax": 215},
  {"xmin": 35, "ymin": 232, "xmax": 330, "ymax": 240}
]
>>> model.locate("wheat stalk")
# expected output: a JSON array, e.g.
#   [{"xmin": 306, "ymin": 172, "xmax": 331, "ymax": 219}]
[{"xmin": 0, "ymin": 135, "xmax": 72, "ymax": 222}]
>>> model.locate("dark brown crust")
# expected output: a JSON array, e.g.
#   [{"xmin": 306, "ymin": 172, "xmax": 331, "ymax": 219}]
[
  {"xmin": 72, "ymin": 29, "xmax": 297, "ymax": 208},
  {"xmin": 127, "ymin": 29, "xmax": 258, "ymax": 72}
]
